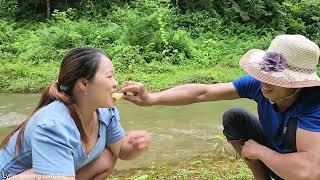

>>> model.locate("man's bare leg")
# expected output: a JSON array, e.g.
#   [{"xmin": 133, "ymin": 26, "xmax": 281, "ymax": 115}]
[{"xmin": 231, "ymin": 142, "xmax": 270, "ymax": 180}]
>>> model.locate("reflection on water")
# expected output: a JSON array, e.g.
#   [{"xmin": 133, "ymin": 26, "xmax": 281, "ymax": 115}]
[
  {"xmin": 0, "ymin": 126, "xmax": 17, "ymax": 143},
  {"xmin": 0, "ymin": 93, "xmax": 256, "ymax": 170}
]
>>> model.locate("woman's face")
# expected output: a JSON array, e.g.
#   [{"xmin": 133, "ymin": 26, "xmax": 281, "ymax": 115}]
[
  {"xmin": 261, "ymin": 82, "xmax": 297, "ymax": 102},
  {"xmin": 87, "ymin": 55, "xmax": 118, "ymax": 108}
]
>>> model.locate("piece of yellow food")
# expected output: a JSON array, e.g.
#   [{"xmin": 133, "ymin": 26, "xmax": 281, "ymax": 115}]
[
  {"xmin": 112, "ymin": 92, "xmax": 124, "ymax": 100},
  {"xmin": 125, "ymin": 91, "xmax": 135, "ymax": 96}
]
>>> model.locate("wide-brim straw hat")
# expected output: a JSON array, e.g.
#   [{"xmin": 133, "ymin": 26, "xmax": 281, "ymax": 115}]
[{"xmin": 240, "ymin": 34, "xmax": 320, "ymax": 88}]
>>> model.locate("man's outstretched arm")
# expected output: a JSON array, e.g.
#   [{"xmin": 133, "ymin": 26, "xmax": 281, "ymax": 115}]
[{"xmin": 120, "ymin": 81, "xmax": 240, "ymax": 106}]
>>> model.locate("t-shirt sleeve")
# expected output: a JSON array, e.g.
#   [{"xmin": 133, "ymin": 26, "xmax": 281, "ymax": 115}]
[
  {"xmin": 296, "ymin": 104, "xmax": 320, "ymax": 132},
  {"xmin": 232, "ymin": 74, "xmax": 261, "ymax": 100},
  {"xmin": 105, "ymin": 108, "xmax": 126, "ymax": 145},
  {"xmin": 31, "ymin": 118, "xmax": 78, "ymax": 176}
]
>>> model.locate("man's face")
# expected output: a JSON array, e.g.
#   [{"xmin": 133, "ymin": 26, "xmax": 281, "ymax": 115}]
[{"xmin": 261, "ymin": 82, "xmax": 297, "ymax": 102}]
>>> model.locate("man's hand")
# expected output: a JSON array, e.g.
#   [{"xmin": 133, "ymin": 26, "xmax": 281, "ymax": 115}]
[
  {"xmin": 120, "ymin": 81, "xmax": 154, "ymax": 106},
  {"xmin": 241, "ymin": 139, "xmax": 267, "ymax": 160}
]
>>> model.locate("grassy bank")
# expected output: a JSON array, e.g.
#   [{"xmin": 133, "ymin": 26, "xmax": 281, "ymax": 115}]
[{"xmin": 109, "ymin": 152, "xmax": 252, "ymax": 179}]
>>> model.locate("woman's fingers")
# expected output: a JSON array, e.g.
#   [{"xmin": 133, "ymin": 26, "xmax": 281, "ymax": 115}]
[
  {"xmin": 127, "ymin": 131, "xmax": 151, "ymax": 150},
  {"xmin": 128, "ymin": 131, "xmax": 150, "ymax": 141}
]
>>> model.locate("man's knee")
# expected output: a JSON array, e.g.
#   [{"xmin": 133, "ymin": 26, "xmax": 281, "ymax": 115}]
[{"xmin": 223, "ymin": 107, "xmax": 245, "ymax": 128}]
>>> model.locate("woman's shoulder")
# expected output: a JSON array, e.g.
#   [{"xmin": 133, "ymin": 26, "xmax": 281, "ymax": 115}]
[
  {"xmin": 97, "ymin": 107, "xmax": 120, "ymax": 125},
  {"xmin": 26, "ymin": 101, "xmax": 79, "ymax": 136},
  {"xmin": 23, "ymin": 101, "xmax": 81, "ymax": 147}
]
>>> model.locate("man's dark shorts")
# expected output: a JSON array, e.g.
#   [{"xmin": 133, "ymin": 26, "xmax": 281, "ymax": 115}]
[{"xmin": 222, "ymin": 107, "xmax": 297, "ymax": 180}]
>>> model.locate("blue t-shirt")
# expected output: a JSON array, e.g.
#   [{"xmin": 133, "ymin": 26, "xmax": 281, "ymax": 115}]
[
  {"xmin": 233, "ymin": 75, "xmax": 320, "ymax": 153},
  {"xmin": 0, "ymin": 101, "xmax": 125, "ymax": 178}
]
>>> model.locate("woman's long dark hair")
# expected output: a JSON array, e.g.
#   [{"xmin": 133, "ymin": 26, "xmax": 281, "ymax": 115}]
[{"xmin": 0, "ymin": 47, "xmax": 106, "ymax": 154}]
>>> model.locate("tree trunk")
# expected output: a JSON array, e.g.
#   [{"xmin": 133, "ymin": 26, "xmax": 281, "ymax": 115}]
[{"xmin": 47, "ymin": 0, "xmax": 50, "ymax": 17}]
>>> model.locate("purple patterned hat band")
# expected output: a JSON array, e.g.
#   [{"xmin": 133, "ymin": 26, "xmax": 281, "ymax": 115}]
[
  {"xmin": 260, "ymin": 52, "xmax": 315, "ymax": 74},
  {"xmin": 286, "ymin": 64, "xmax": 315, "ymax": 74}
]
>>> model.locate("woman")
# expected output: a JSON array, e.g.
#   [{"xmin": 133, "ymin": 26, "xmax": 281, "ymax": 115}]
[
  {"xmin": 0, "ymin": 47, "xmax": 150, "ymax": 179},
  {"xmin": 120, "ymin": 35, "xmax": 320, "ymax": 179}
]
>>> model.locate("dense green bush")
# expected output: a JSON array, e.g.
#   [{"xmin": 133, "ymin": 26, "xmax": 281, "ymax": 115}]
[
  {"xmin": 0, "ymin": 20, "xmax": 20, "ymax": 61},
  {"xmin": 281, "ymin": 0, "xmax": 320, "ymax": 42},
  {"xmin": 0, "ymin": 0, "xmax": 17, "ymax": 20},
  {"xmin": 172, "ymin": 0, "xmax": 282, "ymax": 25},
  {"xmin": 0, "ymin": 0, "xmax": 319, "ymax": 92}
]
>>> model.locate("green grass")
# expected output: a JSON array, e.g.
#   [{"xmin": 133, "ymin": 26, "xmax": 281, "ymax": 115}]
[
  {"xmin": 116, "ymin": 65, "xmax": 245, "ymax": 91},
  {"xmin": 109, "ymin": 152, "xmax": 252, "ymax": 179}
]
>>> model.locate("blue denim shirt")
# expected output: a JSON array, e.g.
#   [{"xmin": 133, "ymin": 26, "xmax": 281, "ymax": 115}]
[{"xmin": 0, "ymin": 101, "xmax": 125, "ymax": 179}]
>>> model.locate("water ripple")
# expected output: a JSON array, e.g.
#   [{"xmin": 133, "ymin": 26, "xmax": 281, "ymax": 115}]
[
  {"xmin": 0, "ymin": 112, "xmax": 27, "ymax": 127},
  {"xmin": 169, "ymin": 128, "xmax": 215, "ymax": 141}
]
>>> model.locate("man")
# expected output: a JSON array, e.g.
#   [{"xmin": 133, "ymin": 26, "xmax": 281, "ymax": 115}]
[{"xmin": 121, "ymin": 34, "xmax": 320, "ymax": 179}]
